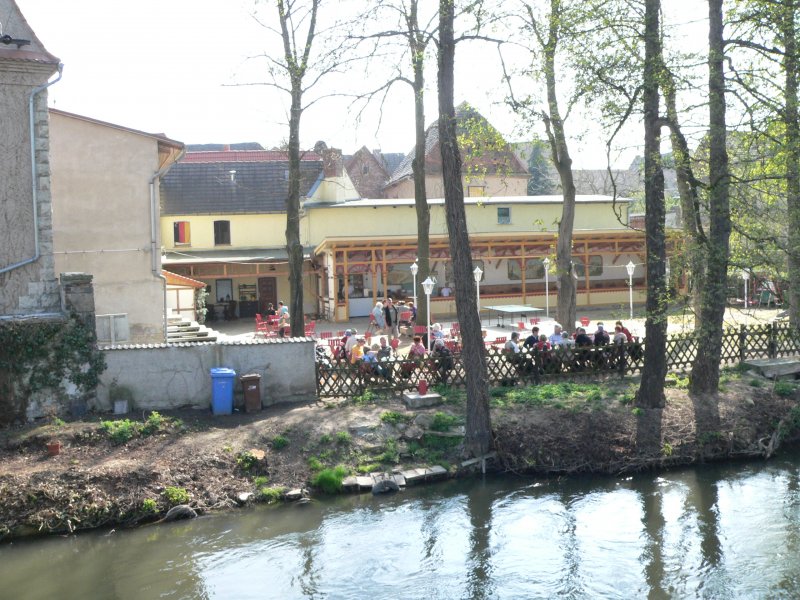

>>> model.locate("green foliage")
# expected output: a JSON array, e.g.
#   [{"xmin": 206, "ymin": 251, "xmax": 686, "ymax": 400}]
[
  {"xmin": 422, "ymin": 434, "xmax": 462, "ymax": 451},
  {"xmin": 257, "ymin": 486, "xmax": 286, "ymax": 504},
  {"xmin": 774, "ymin": 380, "xmax": 797, "ymax": 397},
  {"xmin": 356, "ymin": 463, "xmax": 381, "ymax": 474},
  {"xmin": 271, "ymin": 435, "xmax": 289, "ymax": 450},
  {"xmin": 141, "ymin": 411, "xmax": 166, "ymax": 435},
  {"xmin": 662, "ymin": 442, "xmax": 673, "ymax": 457},
  {"xmin": 51, "ymin": 417, "xmax": 66, "ymax": 427},
  {"xmin": 749, "ymin": 379, "xmax": 764, "ymax": 388},
  {"xmin": 253, "ymin": 475, "xmax": 270, "ymax": 487},
  {"xmin": 195, "ymin": 286, "xmax": 210, "ymax": 325},
  {"xmin": 0, "ymin": 318, "xmax": 106, "ymax": 415},
  {"xmin": 380, "ymin": 411, "xmax": 412, "ymax": 425},
  {"xmin": 319, "ymin": 433, "xmax": 332, "ymax": 444},
  {"xmin": 307, "ymin": 456, "xmax": 323, "ymax": 471},
  {"xmin": 335, "ymin": 431, "xmax": 351, "ymax": 445},
  {"xmin": 101, "ymin": 419, "xmax": 139, "ymax": 444},
  {"xmin": 378, "ymin": 439, "xmax": 400, "ymax": 464},
  {"xmin": 353, "ymin": 390, "xmax": 375, "ymax": 406},
  {"xmin": 237, "ymin": 450, "xmax": 259, "ymax": 471},
  {"xmin": 141, "ymin": 498, "xmax": 158, "ymax": 513},
  {"xmin": 311, "ymin": 466, "xmax": 348, "ymax": 494},
  {"xmin": 631, "ymin": 407, "xmax": 643, "ymax": 416},
  {"xmin": 162, "ymin": 486, "xmax": 189, "ymax": 505},
  {"xmin": 430, "ymin": 412, "xmax": 459, "ymax": 432}
]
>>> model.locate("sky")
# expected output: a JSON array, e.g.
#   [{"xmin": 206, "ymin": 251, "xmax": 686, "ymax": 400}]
[{"xmin": 12, "ymin": 0, "xmax": 707, "ymax": 169}]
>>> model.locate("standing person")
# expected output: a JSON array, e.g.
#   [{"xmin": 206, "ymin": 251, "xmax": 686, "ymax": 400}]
[
  {"xmin": 276, "ymin": 301, "xmax": 290, "ymax": 337},
  {"xmin": 383, "ymin": 297, "xmax": 400, "ymax": 340},
  {"xmin": 345, "ymin": 328, "xmax": 359, "ymax": 357},
  {"xmin": 372, "ymin": 301, "xmax": 386, "ymax": 333}
]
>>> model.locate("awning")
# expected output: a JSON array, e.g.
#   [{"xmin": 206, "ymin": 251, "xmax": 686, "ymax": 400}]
[{"xmin": 163, "ymin": 247, "xmax": 312, "ymax": 265}]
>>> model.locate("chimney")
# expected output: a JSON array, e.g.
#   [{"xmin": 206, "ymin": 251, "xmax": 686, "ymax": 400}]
[{"xmin": 322, "ymin": 147, "xmax": 343, "ymax": 178}]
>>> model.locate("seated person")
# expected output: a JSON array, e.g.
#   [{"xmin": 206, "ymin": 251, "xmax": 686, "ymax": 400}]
[
  {"xmin": 593, "ymin": 322, "xmax": 610, "ymax": 346},
  {"xmin": 615, "ymin": 320, "xmax": 634, "ymax": 343},
  {"xmin": 431, "ymin": 323, "xmax": 445, "ymax": 341},
  {"xmin": 408, "ymin": 302, "xmax": 417, "ymax": 322},
  {"xmin": 613, "ymin": 325, "xmax": 627, "ymax": 345},
  {"xmin": 432, "ymin": 338, "xmax": 454, "ymax": 384},
  {"xmin": 350, "ymin": 337, "xmax": 367, "ymax": 364},
  {"xmin": 440, "ymin": 284, "xmax": 452, "ymax": 297},
  {"xmin": 364, "ymin": 344, "xmax": 391, "ymax": 380},
  {"xmin": 574, "ymin": 327, "xmax": 593, "ymax": 347},
  {"xmin": 504, "ymin": 331, "xmax": 521, "ymax": 354},
  {"xmin": 549, "ymin": 324, "xmax": 567, "ymax": 346},
  {"xmin": 377, "ymin": 336, "xmax": 393, "ymax": 360},
  {"xmin": 408, "ymin": 336, "xmax": 427, "ymax": 360},
  {"xmin": 535, "ymin": 334, "xmax": 551, "ymax": 351},
  {"xmin": 523, "ymin": 327, "xmax": 540, "ymax": 350},
  {"xmin": 263, "ymin": 303, "xmax": 276, "ymax": 317},
  {"xmin": 344, "ymin": 328, "xmax": 359, "ymax": 356}
]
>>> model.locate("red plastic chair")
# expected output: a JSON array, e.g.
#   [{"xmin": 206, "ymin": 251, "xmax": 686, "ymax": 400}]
[
  {"xmin": 517, "ymin": 321, "xmax": 527, "ymax": 331},
  {"xmin": 530, "ymin": 318, "xmax": 540, "ymax": 326},
  {"xmin": 413, "ymin": 325, "xmax": 427, "ymax": 335},
  {"xmin": 580, "ymin": 316, "xmax": 591, "ymax": 327},
  {"xmin": 319, "ymin": 331, "xmax": 333, "ymax": 340}
]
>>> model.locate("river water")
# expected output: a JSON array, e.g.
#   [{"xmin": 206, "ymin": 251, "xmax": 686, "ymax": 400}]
[{"xmin": 2, "ymin": 451, "xmax": 800, "ymax": 599}]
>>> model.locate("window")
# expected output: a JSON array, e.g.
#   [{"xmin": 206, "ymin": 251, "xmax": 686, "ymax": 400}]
[
  {"xmin": 215, "ymin": 279, "xmax": 233, "ymax": 302},
  {"xmin": 214, "ymin": 220, "xmax": 231, "ymax": 245},
  {"xmin": 497, "ymin": 207, "xmax": 511, "ymax": 224},
  {"xmin": 573, "ymin": 255, "xmax": 604, "ymax": 277},
  {"xmin": 468, "ymin": 185, "xmax": 485, "ymax": 197},
  {"xmin": 173, "ymin": 221, "xmax": 191, "ymax": 245},
  {"xmin": 507, "ymin": 259, "xmax": 545, "ymax": 280},
  {"xmin": 362, "ymin": 163, "xmax": 370, "ymax": 175}
]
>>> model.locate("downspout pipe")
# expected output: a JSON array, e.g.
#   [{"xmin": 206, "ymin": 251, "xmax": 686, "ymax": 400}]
[
  {"xmin": 150, "ymin": 147, "xmax": 185, "ymax": 342},
  {"xmin": 0, "ymin": 63, "xmax": 63, "ymax": 276}
]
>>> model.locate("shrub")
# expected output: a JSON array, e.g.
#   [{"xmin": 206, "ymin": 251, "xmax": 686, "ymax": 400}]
[
  {"xmin": 272, "ymin": 435, "xmax": 289, "ymax": 450},
  {"xmin": 749, "ymin": 379, "xmax": 763, "ymax": 388},
  {"xmin": 312, "ymin": 466, "xmax": 348, "ymax": 494},
  {"xmin": 307, "ymin": 456, "xmax": 323, "ymax": 471},
  {"xmin": 141, "ymin": 411, "xmax": 166, "ymax": 435},
  {"xmin": 142, "ymin": 498, "xmax": 158, "ymax": 513},
  {"xmin": 162, "ymin": 486, "xmax": 189, "ymax": 505},
  {"xmin": 378, "ymin": 439, "xmax": 400, "ymax": 464},
  {"xmin": 101, "ymin": 419, "xmax": 139, "ymax": 444},
  {"xmin": 253, "ymin": 475, "xmax": 269, "ymax": 487},
  {"xmin": 335, "ymin": 431, "xmax": 351, "ymax": 445},
  {"xmin": 319, "ymin": 433, "xmax": 332, "ymax": 444},
  {"xmin": 237, "ymin": 451, "xmax": 259, "ymax": 471},
  {"xmin": 353, "ymin": 390, "xmax": 375, "ymax": 406},
  {"xmin": 356, "ymin": 463, "xmax": 381, "ymax": 474}
]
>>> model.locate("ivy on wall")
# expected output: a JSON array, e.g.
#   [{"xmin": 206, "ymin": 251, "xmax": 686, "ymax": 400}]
[{"xmin": 0, "ymin": 316, "xmax": 106, "ymax": 421}]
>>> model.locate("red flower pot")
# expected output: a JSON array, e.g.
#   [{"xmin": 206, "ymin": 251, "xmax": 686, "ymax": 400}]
[
  {"xmin": 418, "ymin": 379, "xmax": 428, "ymax": 395},
  {"xmin": 47, "ymin": 441, "xmax": 62, "ymax": 456}
]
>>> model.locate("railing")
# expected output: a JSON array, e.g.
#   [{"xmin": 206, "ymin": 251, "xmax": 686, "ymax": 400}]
[{"xmin": 316, "ymin": 323, "xmax": 800, "ymax": 399}]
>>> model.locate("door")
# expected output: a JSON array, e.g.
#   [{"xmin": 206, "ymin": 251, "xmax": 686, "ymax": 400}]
[{"xmin": 258, "ymin": 277, "xmax": 277, "ymax": 314}]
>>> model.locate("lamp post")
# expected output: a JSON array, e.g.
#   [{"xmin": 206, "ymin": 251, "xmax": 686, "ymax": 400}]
[
  {"xmin": 626, "ymin": 261, "xmax": 635, "ymax": 319},
  {"xmin": 741, "ymin": 270, "xmax": 750, "ymax": 310},
  {"xmin": 543, "ymin": 257, "xmax": 551, "ymax": 318},
  {"xmin": 473, "ymin": 265, "xmax": 482, "ymax": 312},
  {"xmin": 422, "ymin": 277, "xmax": 434, "ymax": 351},
  {"xmin": 410, "ymin": 261, "xmax": 419, "ymax": 307}
]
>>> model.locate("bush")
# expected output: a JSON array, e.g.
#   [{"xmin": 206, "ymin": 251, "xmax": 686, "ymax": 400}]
[
  {"xmin": 319, "ymin": 433, "xmax": 332, "ymax": 444},
  {"xmin": 335, "ymin": 431, "xmax": 351, "ymax": 445},
  {"xmin": 380, "ymin": 411, "xmax": 411, "ymax": 425},
  {"xmin": 307, "ymin": 456, "xmax": 323, "ymax": 472},
  {"xmin": 312, "ymin": 466, "xmax": 348, "ymax": 494},
  {"xmin": 253, "ymin": 475, "xmax": 269, "ymax": 487},
  {"xmin": 101, "ymin": 419, "xmax": 139, "ymax": 444},
  {"xmin": 430, "ymin": 412, "xmax": 458, "ymax": 432},
  {"xmin": 141, "ymin": 411, "xmax": 166, "ymax": 435},
  {"xmin": 162, "ymin": 486, "xmax": 189, "ymax": 505},
  {"xmin": 271, "ymin": 435, "xmax": 289, "ymax": 450},
  {"xmin": 142, "ymin": 498, "xmax": 158, "ymax": 513},
  {"xmin": 237, "ymin": 451, "xmax": 259, "ymax": 471},
  {"xmin": 775, "ymin": 380, "xmax": 797, "ymax": 397}
]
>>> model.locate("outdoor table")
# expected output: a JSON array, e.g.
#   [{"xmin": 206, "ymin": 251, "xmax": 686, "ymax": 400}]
[{"xmin": 485, "ymin": 304, "xmax": 543, "ymax": 328}]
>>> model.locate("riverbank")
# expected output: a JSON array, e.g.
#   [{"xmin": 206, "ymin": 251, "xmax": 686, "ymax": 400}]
[{"xmin": 1, "ymin": 369, "xmax": 798, "ymax": 541}]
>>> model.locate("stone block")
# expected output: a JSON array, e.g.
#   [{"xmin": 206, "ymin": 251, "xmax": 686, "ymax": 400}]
[{"xmin": 402, "ymin": 391, "xmax": 443, "ymax": 409}]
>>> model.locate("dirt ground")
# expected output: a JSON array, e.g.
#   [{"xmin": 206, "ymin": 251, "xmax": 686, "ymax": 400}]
[{"xmin": 1, "ymin": 373, "xmax": 798, "ymax": 541}]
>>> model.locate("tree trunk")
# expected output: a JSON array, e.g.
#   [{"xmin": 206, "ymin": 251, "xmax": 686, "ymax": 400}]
[
  {"xmin": 542, "ymin": 0, "xmax": 577, "ymax": 333},
  {"xmin": 690, "ymin": 0, "xmax": 731, "ymax": 395},
  {"xmin": 783, "ymin": 0, "xmax": 800, "ymax": 327},
  {"xmin": 409, "ymin": 6, "xmax": 431, "ymax": 324},
  {"xmin": 286, "ymin": 86, "xmax": 305, "ymax": 337},
  {"xmin": 662, "ymin": 67, "xmax": 705, "ymax": 325},
  {"xmin": 636, "ymin": 0, "xmax": 667, "ymax": 409},
  {"xmin": 438, "ymin": 0, "xmax": 492, "ymax": 458}
]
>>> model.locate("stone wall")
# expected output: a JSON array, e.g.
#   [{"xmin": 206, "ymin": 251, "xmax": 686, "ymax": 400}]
[{"xmin": 97, "ymin": 337, "xmax": 316, "ymax": 412}]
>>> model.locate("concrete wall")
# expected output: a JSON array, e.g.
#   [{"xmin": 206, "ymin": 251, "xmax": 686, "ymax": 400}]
[
  {"xmin": 49, "ymin": 111, "xmax": 167, "ymax": 343},
  {"xmin": 97, "ymin": 337, "xmax": 316, "ymax": 411},
  {"xmin": 385, "ymin": 174, "xmax": 528, "ymax": 199}
]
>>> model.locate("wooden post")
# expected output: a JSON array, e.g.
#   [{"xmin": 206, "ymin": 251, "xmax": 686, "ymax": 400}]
[
  {"xmin": 769, "ymin": 322, "xmax": 778, "ymax": 359},
  {"xmin": 739, "ymin": 324, "xmax": 747, "ymax": 363}
]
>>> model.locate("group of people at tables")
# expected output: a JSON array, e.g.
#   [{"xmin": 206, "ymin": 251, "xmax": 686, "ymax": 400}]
[
  {"xmin": 258, "ymin": 301, "xmax": 291, "ymax": 336},
  {"xmin": 502, "ymin": 320, "xmax": 638, "ymax": 374}
]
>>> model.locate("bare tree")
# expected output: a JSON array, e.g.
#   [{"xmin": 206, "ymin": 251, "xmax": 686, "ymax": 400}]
[{"xmin": 438, "ymin": 0, "xmax": 492, "ymax": 458}]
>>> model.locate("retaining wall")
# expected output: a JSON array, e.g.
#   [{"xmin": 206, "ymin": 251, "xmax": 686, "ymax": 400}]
[{"xmin": 97, "ymin": 337, "xmax": 316, "ymax": 412}]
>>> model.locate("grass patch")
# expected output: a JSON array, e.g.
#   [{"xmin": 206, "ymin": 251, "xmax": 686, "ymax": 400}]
[
  {"xmin": 378, "ymin": 439, "xmax": 400, "ymax": 464},
  {"xmin": 749, "ymin": 379, "xmax": 763, "ymax": 388},
  {"xmin": 380, "ymin": 411, "xmax": 412, "ymax": 425},
  {"xmin": 430, "ymin": 411, "xmax": 460, "ymax": 432},
  {"xmin": 353, "ymin": 390, "xmax": 376, "ymax": 406},
  {"xmin": 491, "ymin": 381, "xmax": 635, "ymax": 411},
  {"xmin": 253, "ymin": 475, "xmax": 269, "ymax": 487},
  {"xmin": 162, "ymin": 486, "xmax": 189, "ymax": 505},
  {"xmin": 312, "ymin": 466, "xmax": 348, "ymax": 494},
  {"xmin": 356, "ymin": 463, "xmax": 381, "ymax": 474},
  {"xmin": 319, "ymin": 433, "xmax": 332, "ymax": 444},
  {"xmin": 100, "ymin": 412, "xmax": 180, "ymax": 444},
  {"xmin": 335, "ymin": 431, "xmax": 351, "ymax": 445},
  {"xmin": 142, "ymin": 498, "xmax": 158, "ymax": 513},
  {"xmin": 422, "ymin": 434, "xmax": 462, "ymax": 451},
  {"xmin": 307, "ymin": 456, "xmax": 323, "ymax": 471},
  {"xmin": 257, "ymin": 486, "xmax": 286, "ymax": 504},
  {"xmin": 236, "ymin": 450, "xmax": 259, "ymax": 471},
  {"xmin": 775, "ymin": 380, "xmax": 798, "ymax": 398}
]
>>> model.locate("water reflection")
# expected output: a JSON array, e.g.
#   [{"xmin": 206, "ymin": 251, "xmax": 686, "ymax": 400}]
[{"xmin": 3, "ymin": 452, "xmax": 800, "ymax": 599}]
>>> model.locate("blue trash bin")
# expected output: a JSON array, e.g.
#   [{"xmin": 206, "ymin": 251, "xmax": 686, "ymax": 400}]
[{"xmin": 210, "ymin": 367, "xmax": 236, "ymax": 415}]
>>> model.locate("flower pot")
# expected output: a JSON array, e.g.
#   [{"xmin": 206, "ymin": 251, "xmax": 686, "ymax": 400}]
[
  {"xmin": 418, "ymin": 379, "xmax": 428, "ymax": 395},
  {"xmin": 47, "ymin": 441, "xmax": 62, "ymax": 456}
]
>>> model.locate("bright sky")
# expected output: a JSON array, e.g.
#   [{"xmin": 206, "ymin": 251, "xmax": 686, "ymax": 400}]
[{"xmin": 13, "ymin": 0, "xmax": 706, "ymax": 168}]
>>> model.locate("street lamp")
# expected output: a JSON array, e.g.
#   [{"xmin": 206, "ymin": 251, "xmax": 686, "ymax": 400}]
[
  {"xmin": 410, "ymin": 261, "xmax": 419, "ymax": 307},
  {"xmin": 422, "ymin": 277, "xmax": 435, "ymax": 351},
  {"xmin": 626, "ymin": 261, "xmax": 636, "ymax": 319},
  {"xmin": 543, "ymin": 257, "xmax": 551, "ymax": 318},
  {"xmin": 473, "ymin": 265, "xmax": 482, "ymax": 313}
]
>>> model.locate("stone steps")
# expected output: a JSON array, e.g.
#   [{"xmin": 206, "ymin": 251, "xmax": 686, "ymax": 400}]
[
  {"xmin": 342, "ymin": 465, "xmax": 448, "ymax": 493},
  {"xmin": 167, "ymin": 319, "xmax": 219, "ymax": 344}
]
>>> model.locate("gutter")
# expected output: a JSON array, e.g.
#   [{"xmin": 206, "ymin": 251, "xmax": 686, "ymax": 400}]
[
  {"xmin": 0, "ymin": 64, "xmax": 63, "ymax": 276},
  {"xmin": 150, "ymin": 146, "xmax": 186, "ymax": 342}
]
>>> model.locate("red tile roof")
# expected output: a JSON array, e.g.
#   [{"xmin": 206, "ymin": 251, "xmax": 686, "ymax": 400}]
[{"xmin": 182, "ymin": 150, "xmax": 322, "ymax": 163}]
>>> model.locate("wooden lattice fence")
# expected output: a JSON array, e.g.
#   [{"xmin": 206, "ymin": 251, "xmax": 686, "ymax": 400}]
[{"xmin": 316, "ymin": 323, "xmax": 800, "ymax": 399}]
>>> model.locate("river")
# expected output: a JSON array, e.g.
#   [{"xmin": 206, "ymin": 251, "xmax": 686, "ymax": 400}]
[{"xmin": 2, "ymin": 451, "xmax": 800, "ymax": 599}]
